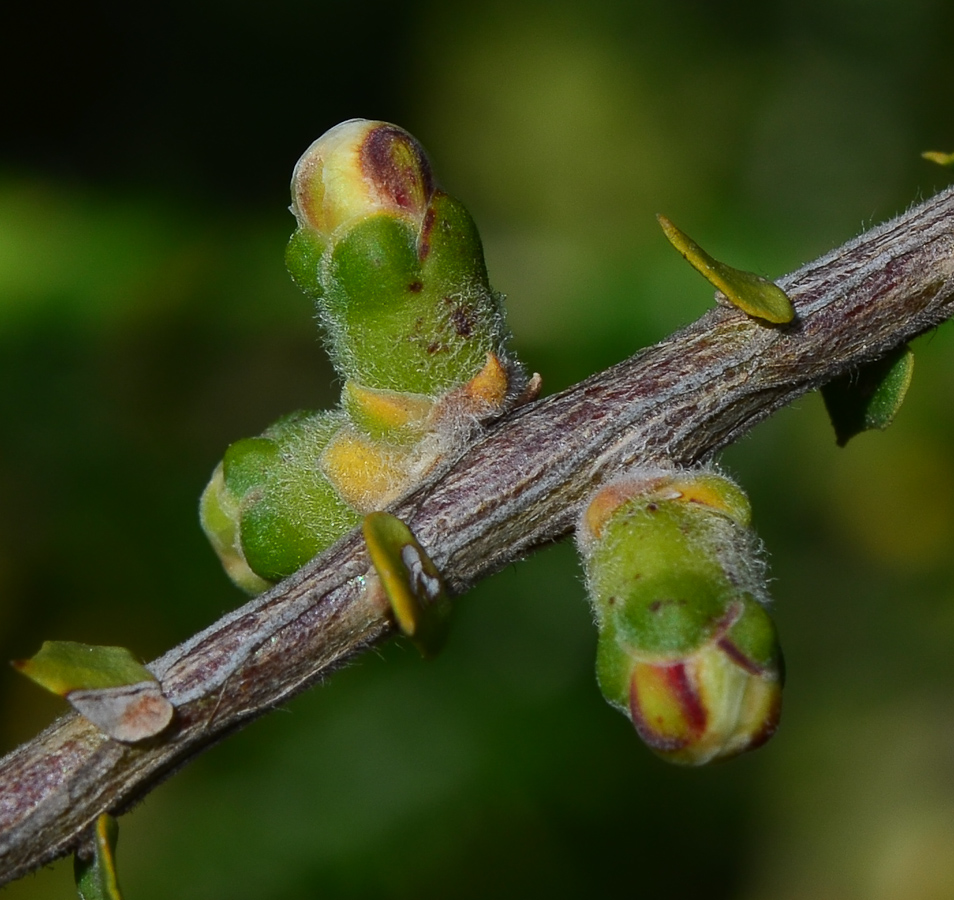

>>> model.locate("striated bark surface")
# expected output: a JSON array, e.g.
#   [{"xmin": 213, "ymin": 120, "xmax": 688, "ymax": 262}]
[{"xmin": 2, "ymin": 187, "xmax": 953, "ymax": 885}]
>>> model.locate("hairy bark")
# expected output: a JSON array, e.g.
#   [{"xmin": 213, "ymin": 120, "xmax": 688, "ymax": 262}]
[{"xmin": 2, "ymin": 187, "xmax": 953, "ymax": 885}]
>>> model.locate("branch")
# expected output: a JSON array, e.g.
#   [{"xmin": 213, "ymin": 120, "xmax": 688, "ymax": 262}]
[{"xmin": 2, "ymin": 187, "xmax": 953, "ymax": 885}]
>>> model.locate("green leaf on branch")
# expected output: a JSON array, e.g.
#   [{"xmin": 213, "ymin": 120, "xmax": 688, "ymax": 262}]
[
  {"xmin": 657, "ymin": 214, "xmax": 795, "ymax": 324},
  {"xmin": 922, "ymin": 150, "xmax": 954, "ymax": 166},
  {"xmin": 14, "ymin": 640, "xmax": 157, "ymax": 693},
  {"xmin": 13, "ymin": 641, "xmax": 173, "ymax": 742},
  {"xmin": 74, "ymin": 814, "xmax": 123, "ymax": 900},
  {"xmin": 821, "ymin": 346, "xmax": 915, "ymax": 447},
  {"xmin": 363, "ymin": 512, "xmax": 451, "ymax": 659}
]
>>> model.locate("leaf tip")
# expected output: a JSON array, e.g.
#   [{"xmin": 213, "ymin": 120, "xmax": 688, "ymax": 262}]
[{"xmin": 922, "ymin": 150, "xmax": 954, "ymax": 167}]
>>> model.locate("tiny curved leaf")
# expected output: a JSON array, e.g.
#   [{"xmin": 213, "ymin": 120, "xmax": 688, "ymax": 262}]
[
  {"xmin": 822, "ymin": 345, "xmax": 914, "ymax": 446},
  {"xmin": 922, "ymin": 150, "xmax": 954, "ymax": 167},
  {"xmin": 75, "ymin": 814, "xmax": 123, "ymax": 900},
  {"xmin": 657, "ymin": 214, "xmax": 795, "ymax": 324},
  {"xmin": 363, "ymin": 512, "xmax": 451, "ymax": 658}
]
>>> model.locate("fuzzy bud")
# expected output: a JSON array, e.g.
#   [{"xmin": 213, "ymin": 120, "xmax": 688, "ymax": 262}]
[
  {"xmin": 578, "ymin": 469, "xmax": 783, "ymax": 765},
  {"xmin": 202, "ymin": 121, "xmax": 528, "ymax": 596},
  {"xmin": 200, "ymin": 410, "xmax": 360, "ymax": 591},
  {"xmin": 285, "ymin": 118, "xmax": 516, "ymax": 399}
]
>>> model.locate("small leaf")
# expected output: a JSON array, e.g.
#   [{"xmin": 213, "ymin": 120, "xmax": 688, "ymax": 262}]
[
  {"xmin": 75, "ymin": 814, "xmax": 123, "ymax": 900},
  {"xmin": 14, "ymin": 641, "xmax": 157, "ymax": 694},
  {"xmin": 363, "ymin": 512, "xmax": 451, "ymax": 658},
  {"xmin": 13, "ymin": 641, "xmax": 173, "ymax": 742},
  {"xmin": 657, "ymin": 215, "xmax": 795, "ymax": 324},
  {"xmin": 922, "ymin": 150, "xmax": 954, "ymax": 167},
  {"xmin": 821, "ymin": 345, "xmax": 914, "ymax": 447}
]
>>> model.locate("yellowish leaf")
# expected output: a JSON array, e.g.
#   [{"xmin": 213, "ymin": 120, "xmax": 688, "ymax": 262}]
[
  {"xmin": 363, "ymin": 512, "xmax": 450, "ymax": 658},
  {"xmin": 657, "ymin": 215, "xmax": 794, "ymax": 324},
  {"xmin": 13, "ymin": 641, "xmax": 173, "ymax": 742},
  {"xmin": 922, "ymin": 150, "xmax": 954, "ymax": 166}
]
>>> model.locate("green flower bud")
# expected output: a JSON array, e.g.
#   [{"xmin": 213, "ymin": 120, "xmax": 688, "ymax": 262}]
[
  {"xmin": 285, "ymin": 119, "xmax": 516, "ymax": 399},
  {"xmin": 200, "ymin": 410, "xmax": 360, "ymax": 592},
  {"xmin": 577, "ymin": 469, "xmax": 783, "ymax": 765},
  {"xmin": 202, "ymin": 121, "xmax": 532, "ymax": 596}
]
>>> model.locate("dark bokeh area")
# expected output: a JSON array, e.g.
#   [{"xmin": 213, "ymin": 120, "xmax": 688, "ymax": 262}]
[{"xmin": 3, "ymin": 1, "xmax": 954, "ymax": 898}]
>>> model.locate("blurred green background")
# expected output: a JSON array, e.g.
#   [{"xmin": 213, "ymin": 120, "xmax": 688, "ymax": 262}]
[{"xmin": 3, "ymin": 0, "xmax": 954, "ymax": 897}]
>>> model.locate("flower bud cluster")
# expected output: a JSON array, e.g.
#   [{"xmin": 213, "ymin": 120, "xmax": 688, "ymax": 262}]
[
  {"xmin": 201, "ymin": 120, "xmax": 527, "ymax": 594},
  {"xmin": 200, "ymin": 123, "xmax": 785, "ymax": 770},
  {"xmin": 577, "ymin": 469, "xmax": 784, "ymax": 765}
]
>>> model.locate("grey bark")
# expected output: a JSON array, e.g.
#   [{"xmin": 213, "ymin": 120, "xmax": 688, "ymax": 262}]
[{"xmin": 2, "ymin": 186, "xmax": 953, "ymax": 885}]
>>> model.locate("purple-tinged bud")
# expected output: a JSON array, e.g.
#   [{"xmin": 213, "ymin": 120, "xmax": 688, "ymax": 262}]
[
  {"xmin": 626, "ymin": 600, "xmax": 782, "ymax": 765},
  {"xmin": 290, "ymin": 119, "xmax": 434, "ymax": 237},
  {"xmin": 579, "ymin": 468, "xmax": 784, "ymax": 765}
]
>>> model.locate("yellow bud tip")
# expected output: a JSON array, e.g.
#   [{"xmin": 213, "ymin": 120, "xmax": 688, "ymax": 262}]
[
  {"xmin": 579, "ymin": 469, "xmax": 739, "ymax": 548},
  {"xmin": 430, "ymin": 352, "xmax": 513, "ymax": 427},
  {"xmin": 462, "ymin": 352, "xmax": 509, "ymax": 409},
  {"xmin": 581, "ymin": 481, "xmax": 645, "ymax": 544},
  {"xmin": 321, "ymin": 427, "xmax": 411, "ymax": 512},
  {"xmin": 344, "ymin": 381, "xmax": 434, "ymax": 432},
  {"xmin": 666, "ymin": 473, "xmax": 752, "ymax": 527},
  {"xmin": 291, "ymin": 119, "xmax": 435, "ymax": 235}
]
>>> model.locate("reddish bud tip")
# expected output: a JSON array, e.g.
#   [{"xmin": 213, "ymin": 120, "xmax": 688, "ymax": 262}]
[{"xmin": 291, "ymin": 119, "xmax": 435, "ymax": 236}]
